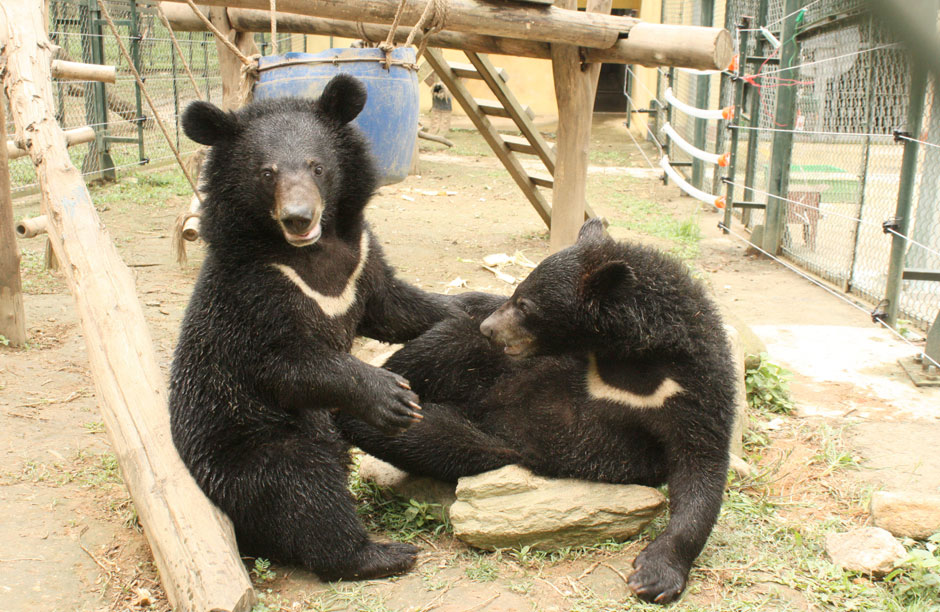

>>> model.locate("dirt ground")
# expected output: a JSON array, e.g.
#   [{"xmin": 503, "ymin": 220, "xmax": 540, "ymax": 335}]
[{"xmin": 1, "ymin": 115, "xmax": 938, "ymax": 612}]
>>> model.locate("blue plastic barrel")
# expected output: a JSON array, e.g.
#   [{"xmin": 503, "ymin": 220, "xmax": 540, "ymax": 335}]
[{"xmin": 255, "ymin": 47, "xmax": 419, "ymax": 185}]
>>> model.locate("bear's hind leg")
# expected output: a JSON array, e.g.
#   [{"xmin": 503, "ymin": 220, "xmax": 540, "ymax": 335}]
[
  {"xmin": 218, "ymin": 431, "xmax": 417, "ymax": 581},
  {"xmin": 336, "ymin": 403, "xmax": 522, "ymax": 482}
]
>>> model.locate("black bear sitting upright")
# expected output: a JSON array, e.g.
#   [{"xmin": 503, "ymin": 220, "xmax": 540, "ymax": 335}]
[
  {"xmin": 338, "ymin": 218, "xmax": 736, "ymax": 603},
  {"xmin": 169, "ymin": 75, "xmax": 459, "ymax": 581}
]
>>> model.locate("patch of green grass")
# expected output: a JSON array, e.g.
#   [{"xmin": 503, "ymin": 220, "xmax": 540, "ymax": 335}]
[
  {"xmin": 19, "ymin": 247, "xmax": 62, "ymax": 295},
  {"xmin": 745, "ymin": 352, "xmax": 795, "ymax": 415},
  {"xmin": 465, "ymin": 557, "xmax": 500, "ymax": 582},
  {"xmin": 300, "ymin": 583, "xmax": 393, "ymax": 612},
  {"xmin": 83, "ymin": 421, "xmax": 106, "ymax": 434},
  {"xmin": 348, "ymin": 457, "xmax": 451, "ymax": 542},
  {"xmin": 811, "ymin": 424, "xmax": 860, "ymax": 475},
  {"xmin": 74, "ymin": 450, "xmax": 123, "ymax": 489},
  {"xmin": 90, "ymin": 170, "xmax": 190, "ymax": 210}
]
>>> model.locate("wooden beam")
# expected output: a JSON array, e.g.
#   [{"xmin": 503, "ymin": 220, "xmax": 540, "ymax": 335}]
[
  {"xmin": 50, "ymin": 59, "xmax": 116, "ymax": 83},
  {"xmin": 208, "ymin": 6, "xmax": 259, "ymax": 110},
  {"xmin": 15, "ymin": 215, "xmax": 49, "ymax": 239},
  {"xmin": 163, "ymin": 0, "xmax": 637, "ymax": 49},
  {"xmin": 549, "ymin": 0, "xmax": 610, "ymax": 253},
  {"xmin": 161, "ymin": 4, "xmax": 732, "ymax": 70},
  {"xmin": 0, "ymin": 92, "xmax": 27, "ymax": 347},
  {"xmin": 7, "ymin": 125, "xmax": 96, "ymax": 160},
  {"xmin": 0, "ymin": 3, "xmax": 255, "ymax": 611}
]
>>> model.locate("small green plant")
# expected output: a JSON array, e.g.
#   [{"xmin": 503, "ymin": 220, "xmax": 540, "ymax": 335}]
[
  {"xmin": 0, "ymin": 335, "xmax": 9, "ymax": 347},
  {"xmin": 812, "ymin": 425, "xmax": 860, "ymax": 475},
  {"xmin": 465, "ymin": 557, "xmax": 500, "ymax": 582},
  {"xmin": 883, "ymin": 533, "xmax": 940, "ymax": 607},
  {"xmin": 745, "ymin": 352, "xmax": 795, "ymax": 414},
  {"xmin": 250, "ymin": 558, "xmax": 277, "ymax": 584}
]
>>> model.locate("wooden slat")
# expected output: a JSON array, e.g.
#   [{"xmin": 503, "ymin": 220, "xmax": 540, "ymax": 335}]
[
  {"xmin": 502, "ymin": 134, "xmax": 538, "ymax": 155},
  {"xmin": 426, "ymin": 48, "xmax": 552, "ymax": 227},
  {"xmin": 477, "ymin": 99, "xmax": 535, "ymax": 120},
  {"xmin": 529, "ymin": 174, "xmax": 554, "ymax": 189},
  {"xmin": 449, "ymin": 61, "xmax": 508, "ymax": 82},
  {"xmin": 465, "ymin": 52, "xmax": 556, "ymax": 174}
]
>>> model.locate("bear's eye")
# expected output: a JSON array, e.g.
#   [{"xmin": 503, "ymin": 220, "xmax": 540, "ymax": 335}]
[
  {"xmin": 314, "ymin": 165, "xmax": 324, "ymax": 176},
  {"xmin": 516, "ymin": 298, "xmax": 534, "ymax": 315},
  {"xmin": 260, "ymin": 168, "xmax": 275, "ymax": 180}
]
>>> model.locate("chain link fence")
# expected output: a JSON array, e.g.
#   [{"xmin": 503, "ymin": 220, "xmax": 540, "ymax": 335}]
[
  {"xmin": 657, "ymin": 0, "xmax": 940, "ymax": 331},
  {"xmin": 3, "ymin": 0, "xmax": 297, "ymax": 197}
]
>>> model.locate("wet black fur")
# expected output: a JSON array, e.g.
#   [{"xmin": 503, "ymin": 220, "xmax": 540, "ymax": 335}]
[
  {"xmin": 170, "ymin": 75, "xmax": 457, "ymax": 581},
  {"xmin": 337, "ymin": 218, "xmax": 736, "ymax": 602}
]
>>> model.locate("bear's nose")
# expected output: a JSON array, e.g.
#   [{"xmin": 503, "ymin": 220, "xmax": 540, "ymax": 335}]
[
  {"xmin": 479, "ymin": 317, "xmax": 494, "ymax": 339},
  {"xmin": 281, "ymin": 211, "xmax": 314, "ymax": 235}
]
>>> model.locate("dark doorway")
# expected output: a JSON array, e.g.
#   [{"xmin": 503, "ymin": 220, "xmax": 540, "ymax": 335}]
[{"xmin": 592, "ymin": 8, "xmax": 635, "ymax": 113}]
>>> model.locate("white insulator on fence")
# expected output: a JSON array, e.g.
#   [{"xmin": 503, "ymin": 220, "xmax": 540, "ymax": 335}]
[
  {"xmin": 660, "ymin": 155, "xmax": 726, "ymax": 209},
  {"xmin": 662, "ymin": 122, "xmax": 730, "ymax": 167},
  {"xmin": 664, "ymin": 87, "xmax": 734, "ymax": 121}
]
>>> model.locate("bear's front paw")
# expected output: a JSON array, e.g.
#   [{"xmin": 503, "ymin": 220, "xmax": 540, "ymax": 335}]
[
  {"xmin": 628, "ymin": 548, "xmax": 688, "ymax": 604},
  {"xmin": 357, "ymin": 369, "xmax": 423, "ymax": 435}
]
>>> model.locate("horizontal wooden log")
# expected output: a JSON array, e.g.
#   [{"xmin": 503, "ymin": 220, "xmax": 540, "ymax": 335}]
[
  {"xmin": 164, "ymin": 0, "xmax": 638, "ymax": 49},
  {"xmin": 51, "ymin": 59, "xmax": 116, "ymax": 83},
  {"xmin": 0, "ymin": 3, "xmax": 256, "ymax": 611},
  {"xmin": 7, "ymin": 125, "xmax": 96, "ymax": 160},
  {"xmin": 15, "ymin": 215, "xmax": 48, "ymax": 239},
  {"xmin": 163, "ymin": 4, "xmax": 731, "ymax": 69}
]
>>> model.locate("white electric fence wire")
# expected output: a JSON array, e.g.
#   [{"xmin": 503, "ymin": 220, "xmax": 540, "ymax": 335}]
[
  {"xmin": 722, "ymin": 178, "xmax": 876, "ymax": 226},
  {"xmin": 728, "ymin": 124, "xmax": 889, "ymax": 138},
  {"xmin": 764, "ymin": 0, "xmax": 826, "ymax": 29},
  {"xmin": 896, "ymin": 133, "xmax": 940, "ymax": 150},
  {"xmin": 884, "ymin": 228, "xmax": 940, "ymax": 260},
  {"xmin": 719, "ymin": 223, "xmax": 940, "ymax": 370},
  {"xmin": 751, "ymin": 43, "xmax": 900, "ymax": 79}
]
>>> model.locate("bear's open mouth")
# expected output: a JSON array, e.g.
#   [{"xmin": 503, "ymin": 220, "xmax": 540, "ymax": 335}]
[
  {"xmin": 502, "ymin": 340, "xmax": 534, "ymax": 357},
  {"xmin": 284, "ymin": 222, "xmax": 322, "ymax": 247}
]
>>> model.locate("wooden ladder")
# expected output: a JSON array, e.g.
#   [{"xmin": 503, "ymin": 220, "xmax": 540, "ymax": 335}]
[{"xmin": 425, "ymin": 49, "xmax": 595, "ymax": 227}]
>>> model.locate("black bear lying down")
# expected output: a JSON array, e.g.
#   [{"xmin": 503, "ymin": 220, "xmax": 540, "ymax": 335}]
[
  {"xmin": 170, "ymin": 75, "xmax": 459, "ymax": 581},
  {"xmin": 338, "ymin": 218, "xmax": 736, "ymax": 603}
]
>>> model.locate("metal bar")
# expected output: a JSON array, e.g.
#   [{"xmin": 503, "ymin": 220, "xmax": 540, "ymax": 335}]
[
  {"xmin": 742, "ymin": 0, "xmax": 769, "ymax": 228},
  {"xmin": 723, "ymin": 18, "xmax": 751, "ymax": 233},
  {"xmin": 883, "ymin": 63, "xmax": 928, "ymax": 327},
  {"xmin": 761, "ymin": 0, "xmax": 801, "ymax": 254},
  {"xmin": 901, "ymin": 269, "xmax": 940, "ymax": 282},
  {"xmin": 731, "ymin": 201, "xmax": 768, "ymax": 209},
  {"xmin": 664, "ymin": 67, "xmax": 675, "ymax": 186},
  {"xmin": 690, "ymin": 0, "xmax": 714, "ymax": 190},
  {"xmin": 129, "ymin": 0, "xmax": 146, "ymax": 163}
]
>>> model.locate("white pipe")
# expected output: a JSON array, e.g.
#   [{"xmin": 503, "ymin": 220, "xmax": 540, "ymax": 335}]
[
  {"xmin": 660, "ymin": 156, "xmax": 726, "ymax": 208},
  {"xmin": 662, "ymin": 123, "xmax": 729, "ymax": 167},
  {"xmin": 664, "ymin": 87, "xmax": 732, "ymax": 121}
]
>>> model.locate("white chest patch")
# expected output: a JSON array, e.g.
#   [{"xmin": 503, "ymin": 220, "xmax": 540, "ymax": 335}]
[
  {"xmin": 586, "ymin": 353, "xmax": 684, "ymax": 409},
  {"xmin": 271, "ymin": 232, "xmax": 370, "ymax": 318}
]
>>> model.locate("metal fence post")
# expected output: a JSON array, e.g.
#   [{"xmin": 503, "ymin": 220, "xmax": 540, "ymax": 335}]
[
  {"xmin": 128, "ymin": 0, "xmax": 145, "ymax": 163},
  {"xmin": 883, "ymin": 63, "xmax": 928, "ymax": 327},
  {"xmin": 762, "ymin": 0, "xmax": 801, "ymax": 254},
  {"xmin": 691, "ymin": 0, "xmax": 714, "ymax": 190},
  {"xmin": 722, "ymin": 16, "xmax": 750, "ymax": 233},
  {"xmin": 741, "ymin": 0, "xmax": 769, "ymax": 228},
  {"xmin": 81, "ymin": 0, "xmax": 115, "ymax": 180}
]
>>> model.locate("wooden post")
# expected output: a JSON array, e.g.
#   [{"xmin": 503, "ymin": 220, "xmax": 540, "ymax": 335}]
[
  {"xmin": 549, "ymin": 0, "xmax": 611, "ymax": 253},
  {"xmin": 0, "ymin": 96, "xmax": 28, "ymax": 347},
  {"xmin": 50, "ymin": 59, "xmax": 116, "ymax": 83},
  {"xmin": 161, "ymin": 3, "xmax": 732, "ymax": 70},
  {"xmin": 207, "ymin": 6, "xmax": 259, "ymax": 110},
  {"xmin": 7, "ymin": 125, "xmax": 96, "ymax": 160},
  {"xmin": 0, "ymin": 3, "xmax": 255, "ymax": 611}
]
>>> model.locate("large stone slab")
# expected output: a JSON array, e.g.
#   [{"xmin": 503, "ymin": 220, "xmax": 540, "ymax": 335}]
[
  {"xmin": 871, "ymin": 491, "xmax": 940, "ymax": 540},
  {"xmin": 449, "ymin": 465, "xmax": 666, "ymax": 550}
]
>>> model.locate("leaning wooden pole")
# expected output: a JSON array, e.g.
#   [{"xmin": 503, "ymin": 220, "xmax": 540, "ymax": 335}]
[
  {"xmin": 550, "ymin": 0, "xmax": 610, "ymax": 253},
  {"xmin": 0, "ymin": 94, "xmax": 27, "ymax": 347},
  {"xmin": 0, "ymin": 3, "xmax": 255, "ymax": 611}
]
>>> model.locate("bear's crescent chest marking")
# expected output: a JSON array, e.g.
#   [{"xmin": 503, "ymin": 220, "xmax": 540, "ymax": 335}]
[
  {"xmin": 270, "ymin": 233, "xmax": 370, "ymax": 318},
  {"xmin": 586, "ymin": 353, "xmax": 684, "ymax": 409}
]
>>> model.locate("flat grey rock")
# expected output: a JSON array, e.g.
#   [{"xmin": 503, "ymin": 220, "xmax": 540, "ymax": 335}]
[{"xmin": 449, "ymin": 465, "xmax": 666, "ymax": 550}]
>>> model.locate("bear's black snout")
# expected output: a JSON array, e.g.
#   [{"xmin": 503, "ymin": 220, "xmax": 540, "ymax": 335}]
[{"xmin": 280, "ymin": 207, "xmax": 314, "ymax": 235}]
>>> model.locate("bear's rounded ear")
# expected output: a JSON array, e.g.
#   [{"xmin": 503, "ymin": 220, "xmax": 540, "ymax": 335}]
[
  {"xmin": 582, "ymin": 260, "xmax": 636, "ymax": 302},
  {"xmin": 577, "ymin": 217, "xmax": 610, "ymax": 244},
  {"xmin": 182, "ymin": 101, "xmax": 240, "ymax": 146},
  {"xmin": 316, "ymin": 74, "xmax": 367, "ymax": 124}
]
